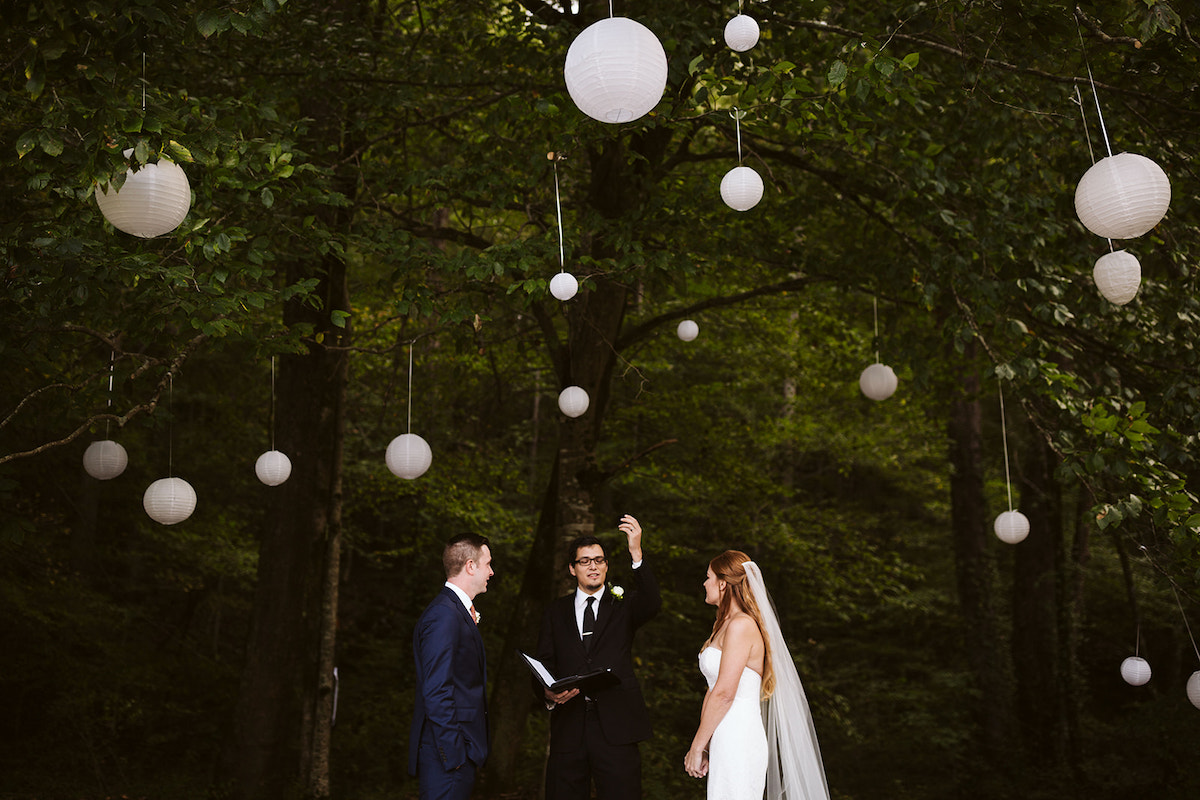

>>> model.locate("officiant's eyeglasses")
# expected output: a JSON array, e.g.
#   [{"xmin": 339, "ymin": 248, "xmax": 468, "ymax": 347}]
[{"xmin": 573, "ymin": 556, "xmax": 607, "ymax": 566}]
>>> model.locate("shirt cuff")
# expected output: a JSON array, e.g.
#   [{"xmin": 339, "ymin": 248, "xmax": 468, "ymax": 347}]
[{"xmin": 632, "ymin": 559, "xmax": 643, "ymax": 569}]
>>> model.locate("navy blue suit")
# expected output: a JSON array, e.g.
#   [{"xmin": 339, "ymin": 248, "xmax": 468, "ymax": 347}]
[{"xmin": 409, "ymin": 586, "xmax": 489, "ymax": 800}]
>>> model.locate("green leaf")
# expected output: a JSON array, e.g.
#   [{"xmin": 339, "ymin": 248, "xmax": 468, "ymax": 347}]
[
  {"xmin": 331, "ymin": 310, "xmax": 351, "ymax": 328},
  {"xmin": 261, "ymin": 187, "xmax": 275, "ymax": 208},
  {"xmin": 828, "ymin": 61, "xmax": 848, "ymax": 87},
  {"xmin": 196, "ymin": 9, "xmax": 225, "ymax": 37},
  {"xmin": 16, "ymin": 131, "xmax": 37, "ymax": 159}
]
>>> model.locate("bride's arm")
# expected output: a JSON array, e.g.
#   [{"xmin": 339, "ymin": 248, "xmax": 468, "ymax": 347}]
[{"xmin": 685, "ymin": 617, "xmax": 757, "ymax": 777}]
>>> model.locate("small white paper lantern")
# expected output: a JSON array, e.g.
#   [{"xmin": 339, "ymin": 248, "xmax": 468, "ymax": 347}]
[
  {"xmin": 143, "ymin": 477, "xmax": 197, "ymax": 525},
  {"xmin": 720, "ymin": 165, "xmax": 764, "ymax": 211},
  {"xmin": 82, "ymin": 439, "xmax": 128, "ymax": 480},
  {"xmin": 558, "ymin": 386, "xmax": 590, "ymax": 418},
  {"xmin": 255, "ymin": 450, "xmax": 292, "ymax": 486},
  {"xmin": 550, "ymin": 272, "xmax": 579, "ymax": 301},
  {"xmin": 993, "ymin": 510, "xmax": 1030, "ymax": 544},
  {"xmin": 677, "ymin": 319, "xmax": 699, "ymax": 342},
  {"xmin": 859, "ymin": 363, "xmax": 898, "ymax": 401},
  {"xmin": 1187, "ymin": 670, "xmax": 1200, "ymax": 709},
  {"xmin": 564, "ymin": 17, "xmax": 668, "ymax": 123},
  {"xmin": 386, "ymin": 433, "xmax": 432, "ymax": 480},
  {"xmin": 1074, "ymin": 153, "xmax": 1171, "ymax": 240},
  {"xmin": 1092, "ymin": 250, "xmax": 1141, "ymax": 305},
  {"xmin": 95, "ymin": 159, "xmax": 192, "ymax": 238},
  {"xmin": 724, "ymin": 14, "xmax": 760, "ymax": 52},
  {"xmin": 1120, "ymin": 656, "xmax": 1152, "ymax": 686}
]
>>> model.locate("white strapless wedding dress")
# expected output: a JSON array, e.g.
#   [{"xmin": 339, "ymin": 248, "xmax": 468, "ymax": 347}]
[{"xmin": 699, "ymin": 646, "xmax": 768, "ymax": 800}]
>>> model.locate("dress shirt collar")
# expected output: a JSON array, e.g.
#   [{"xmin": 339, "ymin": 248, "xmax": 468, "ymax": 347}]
[
  {"xmin": 444, "ymin": 581, "xmax": 473, "ymax": 615},
  {"xmin": 575, "ymin": 584, "xmax": 605, "ymax": 609}
]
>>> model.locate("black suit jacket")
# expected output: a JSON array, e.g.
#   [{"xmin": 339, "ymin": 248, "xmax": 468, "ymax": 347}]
[{"xmin": 535, "ymin": 561, "xmax": 661, "ymax": 751}]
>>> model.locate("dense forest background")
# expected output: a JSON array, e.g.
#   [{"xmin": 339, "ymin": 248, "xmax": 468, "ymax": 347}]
[{"xmin": 3, "ymin": 1, "xmax": 1200, "ymax": 798}]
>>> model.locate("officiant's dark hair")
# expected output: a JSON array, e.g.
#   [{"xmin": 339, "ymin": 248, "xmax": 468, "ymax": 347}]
[{"xmin": 568, "ymin": 535, "xmax": 605, "ymax": 561}]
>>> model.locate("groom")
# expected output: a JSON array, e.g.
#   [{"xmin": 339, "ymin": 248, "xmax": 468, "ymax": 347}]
[
  {"xmin": 408, "ymin": 533, "xmax": 494, "ymax": 800},
  {"xmin": 535, "ymin": 515, "xmax": 661, "ymax": 800}
]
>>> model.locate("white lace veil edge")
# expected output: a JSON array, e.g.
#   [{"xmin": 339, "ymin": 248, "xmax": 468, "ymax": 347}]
[{"xmin": 745, "ymin": 561, "xmax": 831, "ymax": 800}]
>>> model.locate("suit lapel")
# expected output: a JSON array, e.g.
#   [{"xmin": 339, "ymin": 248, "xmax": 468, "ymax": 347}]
[{"xmin": 591, "ymin": 591, "xmax": 617, "ymax": 649}]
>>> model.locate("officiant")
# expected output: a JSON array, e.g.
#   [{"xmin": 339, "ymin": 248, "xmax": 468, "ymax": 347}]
[{"xmin": 533, "ymin": 514, "xmax": 662, "ymax": 800}]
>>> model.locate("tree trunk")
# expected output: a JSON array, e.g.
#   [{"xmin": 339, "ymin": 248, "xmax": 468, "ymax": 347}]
[
  {"xmin": 1011, "ymin": 434, "xmax": 1067, "ymax": 770},
  {"xmin": 225, "ymin": 255, "xmax": 350, "ymax": 800},
  {"xmin": 947, "ymin": 347, "xmax": 1012, "ymax": 767}
]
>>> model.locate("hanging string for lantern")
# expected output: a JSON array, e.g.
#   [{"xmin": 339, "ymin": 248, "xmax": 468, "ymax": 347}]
[
  {"xmin": 386, "ymin": 343, "xmax": 433, "ymax": 479},
  {"xmin": 255, "ymin": 355, "xmax": 292, "ymax": 485},
  {"xmin": 144, "ymin": 372, "xmax": 197, "ymax": 524},
  {"xmin": 993, "ymin": 382, "xmax": 1029, "ymax": 544},
  {"xmin": 720, "ymin": 108, "xmax": 763, "ymax": 211},
  {"xmin": 1071, "ymin": 16, "xmax": 1170, "ymax": 241},
  {"xmin": 549, "ymin": 154, "xmax": 578, "ymax": 301},
  {"xmin": 859, "ymin": 297, "xmax": 898, "ymax": 401},
  {"xmin": 83, "ymin": 350, "xmax": 128, "ymax": 480}
]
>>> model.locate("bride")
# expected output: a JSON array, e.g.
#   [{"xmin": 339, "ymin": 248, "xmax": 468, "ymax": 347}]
[{"xmin": 684, "ymin": 550, "xmax": 830, "ymax": 800}]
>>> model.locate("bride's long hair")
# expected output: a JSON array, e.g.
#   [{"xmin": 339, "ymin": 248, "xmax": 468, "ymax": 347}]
[{"xmin": 705, "ymin": 550, "xmax": 776, "ymax": 697}]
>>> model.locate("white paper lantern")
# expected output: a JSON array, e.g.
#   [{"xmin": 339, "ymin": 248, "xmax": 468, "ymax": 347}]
[
  {"xmin": 1187, "ymin": 670, "xmax": 1200, "ymax": 709},
  {"xmin": 859, "ymin": 363, "xmax": 898, "ymax": 401},
  {"xmin": 1120, "ymin": 656, "xmax": 1152, "ymax": 686},
  {"xmin": 386, "ymin": 433, "xmax": 432, "ymax": 480},
  {"xmin": 993, "ymin": 510, "xmax": 1030, "ymax": 544},
  {"xmin": 724, "ymin": 14, "xmax": 760, "ymax": 52},
  {"xmin": 564, "ymin": 17, "xmax": 668, "ymax": 124},
  {"xmin": 1092, "ymin": 250, "xmax": 1141, "ymax": 305},
  {"xmin": 95, "ymin": 159, "xmax": 192, "ymax": 238},
  {"xmin": 143, "ymin": 477, "xmax": 197, "ymax": 525},
  {"xmin": 255, "ymin": 450, "xmax": 292, "ymax": 486},
  {"xmin": 82, "ymin": 439, "xmax": 128, "ymax": 480},
  {"xmin": 720, "ymin": 165, "xmax": 764, "ymax": 211},
  {"xmin": 1074, "ymin": 153, "xmax": 1171, "ymax": 240},
  {"xmin": 677, "ymin": 319, "xmax": 699, "ymax": 342},
  {"xmin": 558, "ymin": 386, "xmax": 590, "ymax": 418},
  {"xmin": 550, "ymin": 272, "xmax": 579, "ymax": 301}
]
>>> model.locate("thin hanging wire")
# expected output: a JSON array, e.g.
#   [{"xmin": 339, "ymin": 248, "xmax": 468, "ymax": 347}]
[
  {"xmin": 1174, "ymin": 585, "xmax": 1200, "ymax": 664},
  {"xmin": 553, "ymin": 157, "xmax": 566, "ymax": 275},
  {"xmin": 105, "ymin": 350, "xmax": 115, "ymax": 439},
  {"xmin": 406, "ymin": 345, "xmax": 414, "ymax": 435},
  {"xmin": 731, "ymin": 108, "xmax": 744, "ymax": 163},
  {"xmin": 872, "ymin": 296, "xmax": 880, "ymax": 363},
  {"xmin": 1074, "ymin": 15, "xmax": 1113, "ymax": 158},
  {"xmin": 999, "ymin": 382, "xmax": 1015, "ymax": 512},
  {"xmin": 608, "ymin": 0, "xmax": 613, "ymax": 18},
  {"xmin": 141, "ymin": 52, "xmax": 146, "ymax": 112},
  {"xmin": 1071, "ymin": 85, "xmax": 1115, "ymax": 254},
  {"xmin": 167, "ymin": 373, "xmax": 174, "ymax": 477},
  {"xmin": 269, "ymin": 356, "xmax": 277, "ymax": 451}
]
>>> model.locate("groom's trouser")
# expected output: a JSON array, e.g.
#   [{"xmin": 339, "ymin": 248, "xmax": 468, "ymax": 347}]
[
  {"xmin": 417, "ymin": 727, "xmax": 476, "ymax": 800},
  {"xmin": 545, "ymin": 703, "xmax": 642, "ymax": 800}
]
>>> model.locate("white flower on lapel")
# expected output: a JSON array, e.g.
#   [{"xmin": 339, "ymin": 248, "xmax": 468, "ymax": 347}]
[{"xmin": 610, "ymin": 585, "xmax": 625, "ymax": 600}]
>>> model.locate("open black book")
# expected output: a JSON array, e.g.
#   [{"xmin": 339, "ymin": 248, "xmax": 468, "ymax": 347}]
[{"xmin": 519, "ymin": 651, "xmax": 620, "ymax": 694}]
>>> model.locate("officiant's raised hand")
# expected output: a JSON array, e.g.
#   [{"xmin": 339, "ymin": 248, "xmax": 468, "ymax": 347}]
[{"xmin": 619, "ymin": 514, "xmax": 642, "ymax": 562}]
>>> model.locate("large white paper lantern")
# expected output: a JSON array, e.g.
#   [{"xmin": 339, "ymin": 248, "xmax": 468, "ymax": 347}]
[
  {"xmin": 564, "ymin": 17, "xmax": 668, "ymax": 124},
  {"xmin": 95, "ymin": 159, "xmax": 192, "ymax": 238},
  {"xmin": 1074, "ymin": 153, "xmax": 1171, "ymax": 240},
  {"xmin": 558, "ymin": 386, "xmax": 590, "ymax": 418},
  {"xmin": 724, "ymin": 14, "xmax": 760, "ymax": 52},
  {"xmin": 255, "ymin": 450, "xmax": 292, "ymax": 486},
  {"xmin": 1187, "ymin": 670, "xmax": 1200, "ymax": 709},
  {"xmin": 143, "ymin": 477, "xmax": 197, "ymax": 525},
  {"xmin": 1092, "ymin": 250, "xmax": 1141, "ymax": 305},
  {"xmin": 1120, "ymin": 656, "xmax": 1152, "ymax": 686},
  {"xmin": 83, "ymin": 439, "xmax": 128, "ymax": 480},
  {"xmin": 859, "ymin": 363, "xmax": 898, "ymax": 401},
  {"xmin": 720, "ymin": 165, "xmax": 764, "ymax": 211},
  {"xmin": 550, "ymin": 272, "xmax": 579, "ymax": 301},
  {"xmin": 677, "ymin": 319, "xmax": 699, "ymax": 342},
  {"xmin": 386, "ymin": 433, "xmax": 432, "ymax": 480},
  {"xmin": 993, "ymin": 510, "xmax": 1030, "ymax": 544}
]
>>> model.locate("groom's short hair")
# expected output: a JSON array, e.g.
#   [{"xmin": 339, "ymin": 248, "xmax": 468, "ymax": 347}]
[
  {"xmin": 443, "ymin": 533, "xmax": 490, "ymax": 579},
  {"xmin": 568, "ymin": 535, "xmax": 605, "ymax": 562}
]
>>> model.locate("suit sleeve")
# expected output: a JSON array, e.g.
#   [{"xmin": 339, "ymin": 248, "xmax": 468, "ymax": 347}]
[
  {"xmin": 629, "ymin": 560, "xmax": 662, "ymax": 629},
  {"xmin": 532, "ymin": 604, "xmax": 558, "ymax": 701},
  {"xmin": 415, "ymin": 602, "xmax": 467, "ymax": 769}
]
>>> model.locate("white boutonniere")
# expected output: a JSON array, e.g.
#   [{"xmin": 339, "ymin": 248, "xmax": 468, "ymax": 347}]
[{"xmin": 610, "ymin": 585, "xmax": 625, "ymax": 601}]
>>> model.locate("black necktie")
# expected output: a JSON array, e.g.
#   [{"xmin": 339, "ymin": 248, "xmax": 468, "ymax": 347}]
[{"xmin": 582, "ymin": 596, "xmax": 596, "ymax": 653}]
